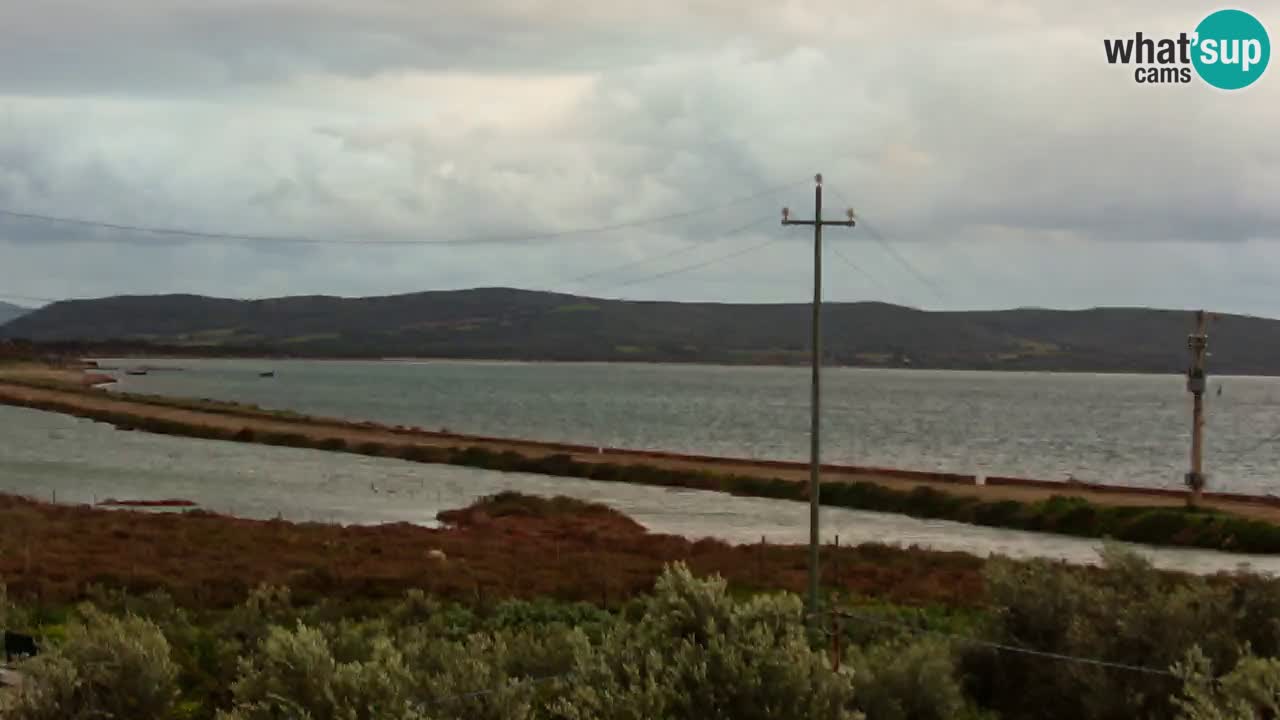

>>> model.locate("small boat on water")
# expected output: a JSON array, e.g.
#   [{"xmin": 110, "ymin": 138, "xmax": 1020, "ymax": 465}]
[
  {"xmin": 259, "ymin": 371, "xmax": 275, "ymax": 378},
  {"xmin": 125, "ymin": 369, "xmax": 148, "ymax": 376}
]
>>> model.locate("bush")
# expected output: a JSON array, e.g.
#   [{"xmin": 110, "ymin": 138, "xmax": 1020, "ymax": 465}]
[
  {"xmin": 398, "ymin": 445, "xmax": 447, "ymax": 463},
  {"xmin": 8, "ymin": 606, "xmax": 179, "ymax": 720},
  {"xmin": 1046, "ymin": 500, "xmax": 1102, "ymax": 537},
  {"xmin": 550, "ymin": 563, "xmax": 859, "ymax": 720},
  {"xmin": 259, "ymin": 432, "xmax": 310, "ymax": 448},
  {"xmin": 968, "ymin": 545, "xmax": 1237, "ymax": 720},
  {"xmin": 970, "ymin": 500, "xmax": 1026, "ymax": 528},
  {"xmin": 399, "ymin": 630, "xmax": 556, "ymax": 720},
  {"xmin": 220, "ymin": 622, "xmax": 422, "ymax": 720},
  {"xmin": 848, "ymin": 638, "xmax": 978, "ymax": 720},
  {"xmin": 1120, "ymin": 509, "xmax": 1195, "ymax": 545},
  {"xmin": 354, "ymin": 441, "xmax": 389, "ymax": 456},
  {"xmin": 315, "ymin": 437, "xmax": 348, "ymax": 451},
  {"xmin": 1174, "ymin": 647, "xmax": 1280, "ymax": 720}
]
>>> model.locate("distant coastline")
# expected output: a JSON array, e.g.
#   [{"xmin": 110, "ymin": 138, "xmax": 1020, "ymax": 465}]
[
  {"xmin": 5, "ymin": 288, "xmax": 1271, "ymax": 374},
  {"xmin": 89, "ymin": 353, "xmax": 1203, "ymax": 378}
]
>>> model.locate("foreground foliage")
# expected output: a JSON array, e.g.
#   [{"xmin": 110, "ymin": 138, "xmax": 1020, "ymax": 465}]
[
  {"xmin": 7, "ymin": 547, "xmax": 1280, "ymax": 719},
  {"xmin": 5, "ymin": 567, "xmax": 876, "ymax": 720}
]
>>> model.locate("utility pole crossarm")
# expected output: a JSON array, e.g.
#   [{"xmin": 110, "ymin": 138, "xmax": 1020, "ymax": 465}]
[{"xmin": 782, "ymin": 219, "xmax": 856, "ymax": 227}]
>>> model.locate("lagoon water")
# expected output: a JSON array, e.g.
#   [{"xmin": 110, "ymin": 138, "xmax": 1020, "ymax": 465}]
[
  {"xmin": 0, "ymin": 404, "xmax": 1275, "ymax": 576},
  {"xmin": 95, "ymin": 359, "xmax": 1280, "ymax": 494}
]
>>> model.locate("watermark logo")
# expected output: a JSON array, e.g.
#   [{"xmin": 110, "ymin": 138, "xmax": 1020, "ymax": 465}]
[{"xmin": 1103, "ymin": 8, "xmax": 1270, "ymax": 89}]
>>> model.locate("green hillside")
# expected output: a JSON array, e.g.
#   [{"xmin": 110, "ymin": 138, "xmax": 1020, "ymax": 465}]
[{"xmin": 1, "ymin": 287, "xmax": 1269, "ymax": 373}]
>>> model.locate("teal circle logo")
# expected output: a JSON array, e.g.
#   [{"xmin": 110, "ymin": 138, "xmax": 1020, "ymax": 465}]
[{"xmin": 1192, "ymin": 9, "xmax": 1270, "ymax": 89}]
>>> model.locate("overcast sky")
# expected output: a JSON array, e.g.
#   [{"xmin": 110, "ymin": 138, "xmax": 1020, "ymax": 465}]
[{"xmin": 0, "ymin": 1, "xmax": 1276, "ymax": 315}]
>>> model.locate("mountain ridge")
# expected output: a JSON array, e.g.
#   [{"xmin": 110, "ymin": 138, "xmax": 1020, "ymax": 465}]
[
  {"xmin": 0, "ymin": 301, "xmax": 31, "ymax": 327},
  {"xmin": 2, "ymin": 287, "xmax": 1273, "ymax": 374}
]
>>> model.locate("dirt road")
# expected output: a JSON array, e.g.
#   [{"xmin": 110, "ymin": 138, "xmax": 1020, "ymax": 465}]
[{"xmin": 3, "ymin": 372, "xmax": 1279, "ymax": 524}]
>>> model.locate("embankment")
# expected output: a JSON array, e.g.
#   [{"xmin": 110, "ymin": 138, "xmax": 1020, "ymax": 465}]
[{"xmin": 3, "ymin": 375, "xmax": 1280, "ymax": 553}]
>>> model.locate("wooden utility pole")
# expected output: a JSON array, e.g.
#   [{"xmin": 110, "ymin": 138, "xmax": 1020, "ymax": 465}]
[
  {"xmin": 1185, "ymin": 310, "xmax": 1209, "ymax": 506},
  {"xmin": 781, "ymin": 174, "xmax": 856, "ymax": 627}
]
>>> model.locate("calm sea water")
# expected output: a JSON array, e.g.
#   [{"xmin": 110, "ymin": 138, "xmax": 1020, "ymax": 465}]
[
  {"xmin": 97, "ymin": 359, "xmax": 1280, "ymax": 494},
  {"xmin": 0, "ymin": 404, "xmax": 1272, "ymax": 575}
]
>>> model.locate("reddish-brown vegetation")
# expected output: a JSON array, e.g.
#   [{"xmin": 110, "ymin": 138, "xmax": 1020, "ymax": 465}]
[{"xmin": 0, "ymin": 492, "xmax": 984, "ymax": 610}]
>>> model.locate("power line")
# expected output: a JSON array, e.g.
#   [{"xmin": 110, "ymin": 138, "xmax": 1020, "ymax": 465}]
[
  {"xmin": 822, "ymin": 187, "xmax": 946, "ymax": 301},
  {"xmin": 0, "ymin": 180, "xmax": 807, "ymax": 248},
  {"xmin": 423, "ymin": 607, "xmax": 1178, "ymax": 715},
  {"xmin": 562, "ymin": 190, "xmax": 795, "ymax": 288},
  {"xmin": 590, "ymin": 216, "xmax": 780, "ymax": 292},
  {"xmin": 832, "ymin": 609, "xmax": 1179, "ymax": 679},
  {"xmin": 0, "ymin": 216, "xmax": 774, "ymax": 305},
  {"xmin": 418, "ymin": 671, "xmax": 574, "ymax": 711},
  {"xmin": 828, "ymin": 242, "xmax": 890, "ymax": 294},
  {"xmin": 857, "ymin": 219, "xmax": 947, "ymax": 301}
]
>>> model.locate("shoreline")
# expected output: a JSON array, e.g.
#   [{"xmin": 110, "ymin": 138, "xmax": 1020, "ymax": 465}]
[{"xmin": 80, "ymin": 353, "xmax": 1276, "ymax": 378}]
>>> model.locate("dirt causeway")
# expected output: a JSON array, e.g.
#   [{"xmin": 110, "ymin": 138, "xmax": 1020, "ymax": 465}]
[{"xmin": 2, "ymin": 367, "xmax": 1279, "ymax": 524}]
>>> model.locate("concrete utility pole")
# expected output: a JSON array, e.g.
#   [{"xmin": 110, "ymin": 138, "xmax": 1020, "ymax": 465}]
[
  {"xmin": 781, "ymin": 174, "xmax": 855, "ymax": 627},
  {"xmin": 1185, "ymin": 310, "xmax": 1209, "ymax": 506}
]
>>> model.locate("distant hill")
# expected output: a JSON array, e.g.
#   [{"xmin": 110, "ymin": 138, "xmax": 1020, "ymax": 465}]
[
  {"xmin": 0, "ymin": 301, "xmax": 31, "ymax": 327},
  {"xmin": 1, "ymin": 287, "xmax": 1273, "ymax": 374}
]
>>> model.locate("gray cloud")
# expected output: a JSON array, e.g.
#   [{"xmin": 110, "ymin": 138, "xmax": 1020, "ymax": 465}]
[{"xmin": 0, "ymin": 1, "xmax": 1278, "ymax": 318}]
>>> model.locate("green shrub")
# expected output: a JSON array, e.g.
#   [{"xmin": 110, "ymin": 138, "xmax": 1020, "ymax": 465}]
[
  {"xmin": 1119, "ymin": 509, "xmax": 1195, "ymax": 545},
  {"xmin": 220, "ymin": 622, "xmax": 421, "ymax": 720},
  {"xmin": 399, "ymin": 630, "xmax": 558, "ymax": 720},
  {"xmin": 8, "ymin": 606, "xmax": 179, "ymax": 720},
  {"xmin": 848, "ymin": 638, "xmax": 979, "ymax": 720},
  {"xmin": 1174, "ymin": 647, "xmax": 1280, "ymax": 720},
  {"xmin": 1045, "ymin": 498, "xmax": 1103, "ymax": 537},
  {"xmin": 969, "ymin": 545, "xmax": 1237, "ymax": 720},
  {"xmin": 550, "ymin": 563, "xmax": 859, "ymax": 720},
  {"xmin": 971, "ymin": 500, "xmax": 1026, "ymax": 528}
]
